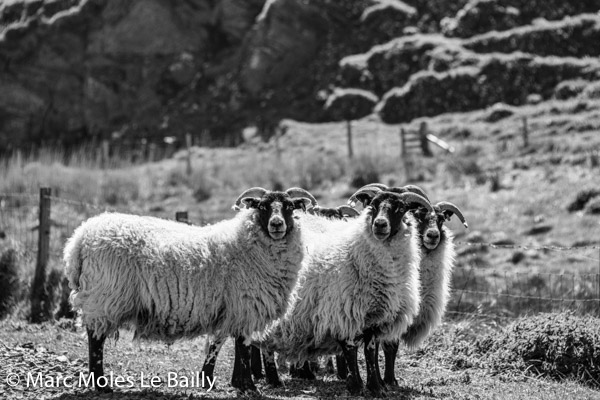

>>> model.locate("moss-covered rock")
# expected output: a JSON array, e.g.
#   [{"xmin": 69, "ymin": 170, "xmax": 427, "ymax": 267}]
[
  {"xmin": 325, "ymin": 87, "xmax": 378, "ymax": 120},
  {"xmin": 338, "ymin": 35, "xmax": 463, "ymax": 95},
  {"xmin": 443, "ymin": 0, "xmax": 600, "ymax": 38},
  {"xmin": 464, "ymin": 14, "xmax": 600, "ymax": 57},
  {"xmin": 378, "ymin": 54, "xmax": 600, "ymax": 123},
  {"xmin": 554, "ymin": 79, "xmax": 589, "ymax": 100}
]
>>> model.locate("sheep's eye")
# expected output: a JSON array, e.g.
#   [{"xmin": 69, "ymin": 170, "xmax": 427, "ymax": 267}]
[
  {"xmin": 286, "ymin": 204, "xmax": 294, "ymax": 210},
  {"xmin": 259, "ymin": 205, "xmax": 267, "ymax": 211}
]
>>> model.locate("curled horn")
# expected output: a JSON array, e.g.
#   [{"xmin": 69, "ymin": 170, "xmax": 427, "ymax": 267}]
[
  {"xmin": 394, "ymin": 192, "xmax": 433, "ymax": 212},
  {"xmin": 347, "ymin": 186, "xmax": 383, "ymax": 207},
  {"xmin": 285, "ymin": 187, "xmax": 318, "ymax": 206},
  {"xmin": 232, "ymin": 187, "xmax": 269, "ymax": 210},
  {"xmin": 436, "ymin": 201, "xmax": 468, "ymax": 228},
  {"xmin": 398, "ymin": 185, "xmax": 429, "ymax": 201},
  {"xmin": 337, "ymin": 205, "xmax": 360, "ymax": 218}
]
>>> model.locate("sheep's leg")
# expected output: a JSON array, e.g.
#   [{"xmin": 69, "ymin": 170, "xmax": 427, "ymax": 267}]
[
  {"xmin": 290, "ymin": 360, "xmax": 315, "ymax": 380},
  {"xmin": 325, "ymin": 356, "xmax": 335, "ymax": 374},
  {"xmin": 364, "ymin": 329, "xmax": 385, "ymax": 397},
  {"xmin": 336, "ymin": 354, "xmax": 348, "ymax": 379},
  {"xmin": 231, "ymin": 336, "xmax": 256, "ymax": 392},
  {"xmin": 382, "ymin": 340, "xmax": 399, "ymax": 386},
  {"xmin": 201, "ymin": 336, "xmax": 226, "ymax": 388},
  {"xmin": 338, "ymin": 339, "xmax": 363, "ymax": 395},
  {"xmin": 374, "ymin": 341, "xmax": 386, "ymax": 388},
  {"xmin": 250, "ymin": 345, "xmax": 264, "ymax": 380},
  {"xmin": 262, "ymin": 349, "xmax": 282, "ymax": 387},
  {"xmin": 87, "ymin": 328, "xmax": 112, "ymax": 393}
]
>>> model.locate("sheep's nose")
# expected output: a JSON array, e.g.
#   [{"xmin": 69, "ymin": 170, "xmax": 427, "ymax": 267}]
[
  {"xmin": 374, "ymin": 219, "xmax": 388, "ymax": 229},
  {"xmin": 270, "ymin": 219, "xmax": 284, "ymax": 229},
  {"xmin": 426, "ymin": 230, "xmax": 439, "ymax": 239}
]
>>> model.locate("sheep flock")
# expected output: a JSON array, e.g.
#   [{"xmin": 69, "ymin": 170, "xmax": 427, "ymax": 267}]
[{"xmin": 63, "ymin": 183, "xmax": 467, "ymax": 397}]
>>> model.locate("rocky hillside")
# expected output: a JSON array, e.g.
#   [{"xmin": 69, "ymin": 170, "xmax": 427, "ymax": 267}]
[{"xmin": 0, "ymin": 0, "xmax": 599, "ymax": 151}]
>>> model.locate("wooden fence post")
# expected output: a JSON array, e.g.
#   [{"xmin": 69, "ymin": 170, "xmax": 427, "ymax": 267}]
[
  {"xmin": 346, "ymin": 120, "xmax": 354, "ymax": 159},
  {"xmin": 522, "ymin": 117, "xmax": 529, "ymax": 147},
  {"xmin": 176, "ymin": 211, "xmax": 189, "ymax": 224},
  {"xmin": 399, "ymin": 127, "xmax": 407, "ymax": 159},
  {"xmin": 400, "ymin": 127, "xmax": 410, "ymax": 181},
  {"xmin": 102, "ymin": 140, "xmax": 110, "ymax": 168},
  {"xmin": 30, "ymin": 187, "xmax": 51, "ymax": 323},
  {"xmin": 185, "ymin": 133, "xmax": 193, "ymax": 176},
  {"xmin": 419, "ymin": 121, "xmax": 433, "ymax": 157},
  {"xmin": 274, "ymin": 126, "xmax": 283, "ymax": 161}
]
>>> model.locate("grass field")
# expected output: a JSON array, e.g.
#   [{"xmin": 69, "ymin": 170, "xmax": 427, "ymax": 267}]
[
  {"xmin": 1, "ymin": 96, "xmax": 600, "ymax": 399},
  {"xmin": 1, "ymin": 317, "xmax": 599, "ymax": 400}
]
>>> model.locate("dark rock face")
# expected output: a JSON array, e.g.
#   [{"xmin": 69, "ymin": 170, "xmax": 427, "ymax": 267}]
[{"xmin": 0, "ymin": 0, "xmax": 330, "ymax": 150}]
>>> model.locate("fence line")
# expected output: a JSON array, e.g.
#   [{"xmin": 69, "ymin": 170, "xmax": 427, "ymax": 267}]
[{"xmin": 1, "ymin": 190, "xmax": 599, "ymax": 322}]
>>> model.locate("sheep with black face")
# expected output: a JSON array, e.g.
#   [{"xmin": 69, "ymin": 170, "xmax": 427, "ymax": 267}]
[
  {"xmin": 63, "ymin": 187, "xmax": 316, "ymax": 393},
  {"xmin": 261, "ymin": 188, "xmax": 432, "ymax": 397},
  {"xmin": 350, "ymin": 183, "xmax": 468, "ymax": 387}
]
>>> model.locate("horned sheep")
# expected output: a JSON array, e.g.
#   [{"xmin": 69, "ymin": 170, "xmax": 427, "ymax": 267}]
[
  {"xmin": 350, "ymin": 183, "xmax": 468, "ymax": 387},
  {"xmin": 262, "ymin": 189, "xmax": 433, "ymax": 396},
  {"xmin": 63, "ymin": 187, "xmax": 317, "ymax": 393}
]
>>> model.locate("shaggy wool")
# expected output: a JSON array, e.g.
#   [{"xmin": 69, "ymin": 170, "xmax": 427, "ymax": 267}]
[
  {"xmin": 64, "ymin": 210, "xmax": 305, "ymax": 341},
  {"xmin": 402, "ymin": 226, "xmax": 456, "ymax": 348},
  {"xmin": 265, "ymin": 209, "xmax": 421, "ymax": 362}
]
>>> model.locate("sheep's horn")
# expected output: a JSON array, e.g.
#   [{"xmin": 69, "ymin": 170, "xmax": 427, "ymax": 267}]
[
  {"xmin": 399, "ymin": 185, "xmax": 429, "ymax": 201},
  {"xmin": 285, "ymin": 187, "xmax": 318, "ymax": 206},
  {"xmin": 337, "ymin": 205, "xmax": 360, "ymax": 217},
  {"xmin": 394, "ymin": 192, "xmax": 433, "ymax": 212},
  {"xmin": 233, "ymin": 187, "xmax": 269, "ymax": 210},
  {"xmin": 359, "ymin": 183, "xmax": 389, "ymax": 190},
  {"xmin": 436, "ymin": 201, "xmax": 468, "ymax": 228},
  {"xmin": 347, "ymin": 187, "xmax": 383, "ymax": 207}
]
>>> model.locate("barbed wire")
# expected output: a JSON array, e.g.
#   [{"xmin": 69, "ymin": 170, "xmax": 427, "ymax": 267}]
[
  {"xmin": 456, "ymin": 289, "xmax": 600, "ymax": 303},
  {"xmin": 456, "ymin": 240, "xmax": 600, "ymax": 252}
]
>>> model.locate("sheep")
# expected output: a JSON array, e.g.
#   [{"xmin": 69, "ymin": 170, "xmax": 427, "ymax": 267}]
[
  {"xmin": 262, "ymin": 188, "xmax": 433, "ymax": 396},
  {"xmin": 349, "ymin": 183, "xmax": 468, "ymax": 387},
  {"xmin": 63, "ymin": 187, "xmax": 317, "ymax": 393},
  {"xmin": 199, "ymin": 203, "xmax": 361, "ymax": 382}
]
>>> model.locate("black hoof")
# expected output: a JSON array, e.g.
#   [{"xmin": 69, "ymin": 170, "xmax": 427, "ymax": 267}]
[
  {"xmin": 346, "ymin": 376, "xmax": 364, "ymax": 395},
  {"xmin": 95, "ymin": 385, "xmax": 113, "ymax": 393},
  {"xmin": 266, "ymin": 377, "xmax": 283, "ymax": 388},
  {"xmin": 383, "ymin": 377, "xmax": 399, "ymax": 387},
  {"xmin": 369, "ymin": 387, "xmax": 387, "ymax": 398}
]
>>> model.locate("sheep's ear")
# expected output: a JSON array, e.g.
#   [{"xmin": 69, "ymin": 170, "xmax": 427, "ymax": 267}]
[
  {"xmin": 442, "ymin": 209, "xmax": 455, "ymax": 221},
  {"xmin": 241, "ymin": 197, "xmax": 261, "ymax": 209},
  {"xmin": 355, "ymin": 193, "xmax": 374, "ymax": 208},
  {"xmin": 293, "ymin": 197, "xmax": 313, "ymax": 211}
]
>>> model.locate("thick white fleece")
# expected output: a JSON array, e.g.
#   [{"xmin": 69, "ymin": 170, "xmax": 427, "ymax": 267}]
[
  {"xmin": 63, "ymin": 210, "xmax": 304, "ymax": 341},
  {"xmin": 401, "ymin": 226, "xmax": 456, "ymax": 348},
  {"xmin": 265, "ymin": 210, "xmax": 421, "ymax": 362}
]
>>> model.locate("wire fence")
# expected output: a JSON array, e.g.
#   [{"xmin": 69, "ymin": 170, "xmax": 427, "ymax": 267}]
[{"xmin": 1, "ymin": 190, "xmax": 599, "ymax": 322}]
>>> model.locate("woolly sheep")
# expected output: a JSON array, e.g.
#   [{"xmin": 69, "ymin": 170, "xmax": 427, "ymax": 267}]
[
  {"xmin": 349, "ymin": 183, "xmax": 468, "ymax": 387},
  {"xmin": 383, "ymin": 198, "xmax": 467, "ymax": 386},
  {"xmin": 63, "ymin": 187, "xmax": 317, "ymax": 393},
  {"xmin": 200, "ymin": 203, "xmax": 361, "ymax": 382},
  {"xmin": 262, "ymin": 189, "xmax": 433, "ymax": 396}
]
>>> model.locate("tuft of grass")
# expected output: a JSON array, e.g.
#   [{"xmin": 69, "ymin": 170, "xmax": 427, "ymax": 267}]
[
  {"xmin": 465, "ymin": 312, "xmax": 600, "ymax": 388},
  {"xmin": 566, "ymin": 188, "xmax": 600, "ymax": 212}
]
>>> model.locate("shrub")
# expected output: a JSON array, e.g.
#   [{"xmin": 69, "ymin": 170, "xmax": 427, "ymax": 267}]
[
  {"xmin": 554, "ymin": 79, "xmax": 589, "ymax": 100},
  {"xmin": 585, "ymin": 198, "xmax": 600, "ymax": 215},
  {"xmin": 470, "ymin": 312, "xmax": 600, "ymax": 388},
  {"xmin": 349, "ymin": 156, "xmax": 381, "ymax": 188},
  {"xmin": 0, "ymin": 247, "xmax": 19, "ymax": 318},
  {"xmin": 566, "ymin": 188, "xmax": 600, "ymax": 212},
  {"xmin": 100, "ymin": 172, "xmax": 141, "ymax": 205}
]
